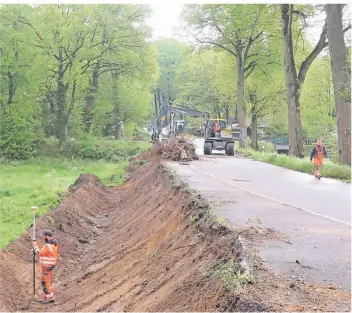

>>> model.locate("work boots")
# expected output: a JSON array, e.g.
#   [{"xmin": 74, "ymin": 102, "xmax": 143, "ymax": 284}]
[{"xmin": 39, "ymin": 292, "xmax": 55, "ymax": 304}]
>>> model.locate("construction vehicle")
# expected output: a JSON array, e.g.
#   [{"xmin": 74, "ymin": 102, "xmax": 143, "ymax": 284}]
[
  {"xmin": 203, "ymin": 119, "xmax": 244, "ymax": 156},
  {"xmin": 150, "ymin": 94, "xmax": 207, "ymax": 141},
  {"xmin": 150, "ymin": 92, "xmax": 244, "ymax": 156}
]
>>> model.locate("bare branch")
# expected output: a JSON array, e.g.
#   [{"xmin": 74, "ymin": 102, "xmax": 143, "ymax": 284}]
[
  {"xmin": 343, "ymin": 24, "xmax": 351, "ymax": 33},
  {"xmin": 99, "ymin": 68, "xmax": 125, "ymax": 77},
  {"xmin": 298, "ymin": 19, "xmax": 328, "ymax": 84},
  {"xmin": 67, "ymin": 79, "xmax": 76, "ymax": 118},
  {"xmin": 244, "ymin": 60, "xmax": 256, "ymax": 73},
  {"xmin": 292, "ymin": 10, "xmax": 307, "ymax": 19},
  {"xmin": 196, "ymin": 37, "xmax": 237, "ymax": 57},
  {"xmin": 244, "ymin": 63, "xmax": 256, "ymax": 79},
  {"xmin": 80, "ymin": 45, "xmax": 111, "ymax": 74},
  {"xmin": 18, "ymin": 16, "xmax": 44, "ymax": 42}
]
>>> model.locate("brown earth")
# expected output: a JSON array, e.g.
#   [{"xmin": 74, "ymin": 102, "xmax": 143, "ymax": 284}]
[
  {"xmin": 0, "ymin": 156, "xmax": 350, "ymax": 312},
  {"xmin": 0, "ymin": 160, "xmax": 262, "ymax": 312},
  {"xmin": 152, "ymin": 137, "xmax": 199, "ymax": 161}
]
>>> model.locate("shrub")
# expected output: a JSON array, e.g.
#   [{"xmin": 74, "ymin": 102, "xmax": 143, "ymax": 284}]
[
  {"xmin": 0, "ymin": 135, "xmax": 38, "ymax": 160},
  {"xmin": 38, "ymin": 137, "xmax": 151, "ymax": 161}
]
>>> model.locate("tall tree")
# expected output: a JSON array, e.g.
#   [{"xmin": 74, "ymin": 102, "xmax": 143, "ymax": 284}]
[
  {"xmin": 182, "ymin": 4, "xmax": 275, "ymax": 143},
  {"xmin": 245, "ymin": 64, "xmax": 285, "ymax": 150},
  {"xmin": 174, "ymin": 50, "xmax": 223, "ymax": 117},
  {"xmin": 300, "ymin": 56, "xmax": 336, "ymax": 138},
  {"xmin": 325, "ymin": 4, "xmax": 351, "ymax": 165},
  {"xmin": 154, "ymin": 39, "xmax": 187, "ymax": 103},
  {"xmin": 280, "ymin": 4, "xmax": 350, "ymax": 157},
  {"xmin": 0, "ymin": 5, "xmax": 43, "ymax": 158},
  {"xmin": 15, "ymin": 4, "xmax": 95, "ymax": 149},
  {"xmin": 81, "ymin": 4, "xmax": 152, "ymax": 133}
]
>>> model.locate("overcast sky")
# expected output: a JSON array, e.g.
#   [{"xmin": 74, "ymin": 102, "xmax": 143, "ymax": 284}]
[
  {"xmin": 147, "ymin": 3, "xmax": 184, "ymax": 39},
  {"xmin": 147, "ymin": 3, "xmax": 350, "ymax": 46}
]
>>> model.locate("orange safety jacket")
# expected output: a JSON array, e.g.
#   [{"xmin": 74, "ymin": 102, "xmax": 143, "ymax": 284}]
[
  {"xmin": 316, "ymin": 146, "xmax": 324, "ymax": 159},
  {"xmin": 310, "ymin": 145, "xmax": 328, "ymax": 161},
  {"xmin": 215, "ymin": 124, "xmax": 221, "ymax": 132},
  {"xmin": 34, "ymin": 241, "xmax": 58, "ymax": 267}
]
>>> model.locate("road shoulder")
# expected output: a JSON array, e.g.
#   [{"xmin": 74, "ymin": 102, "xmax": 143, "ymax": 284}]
[{"xmin": 166, "ymin": 160, "xmax": 351, "ymax": 312}]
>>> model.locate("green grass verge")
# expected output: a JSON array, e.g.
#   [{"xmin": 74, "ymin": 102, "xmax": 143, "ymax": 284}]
[
  {"xmin": 237, "ymin": 145, "xmax": 351, "ymax": 182},
  {"xmin": 0, "ymin": 157, "xmax": 128, "ymax": 249}
]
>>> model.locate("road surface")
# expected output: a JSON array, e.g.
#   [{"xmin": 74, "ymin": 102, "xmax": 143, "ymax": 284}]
[{"xmin": 167, "ymin": 139, "xmax": 351, "ymax": 290}]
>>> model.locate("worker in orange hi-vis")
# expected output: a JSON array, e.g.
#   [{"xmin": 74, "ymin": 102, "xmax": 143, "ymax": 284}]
[
  {"xmin": 215, "ymin": 122, "xmax": 221, "ymax": 137},
  {"xmin": 32, "ymin": 230, "xmax": 59, "ymax": 304},
  {"xmin": 310, "ymin": 139, "xmax": 329, "ymax": 179}
]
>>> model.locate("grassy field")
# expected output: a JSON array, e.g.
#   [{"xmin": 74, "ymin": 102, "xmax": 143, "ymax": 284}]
[
  {"xmin": 237, "ymin": 144, "xmax": 351, "ymax": 182},
  {"xmin": 0, "ymin": 157, "xmax": 128, "ymax": 248}
]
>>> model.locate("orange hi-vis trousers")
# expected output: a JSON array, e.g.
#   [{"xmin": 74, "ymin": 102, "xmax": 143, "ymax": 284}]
[
  {"xmin": 314, "ymin": 157, "xmax": 323, "ymax": 176},
  {"xmin": 40, "ymin": 265, "xmax": 55, "ymax": 299}
]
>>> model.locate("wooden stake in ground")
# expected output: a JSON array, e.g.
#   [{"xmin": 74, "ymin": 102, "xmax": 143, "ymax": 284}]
[{"xmin": 31, "ymin": 206, "xmax": 37, "ymax": 297}]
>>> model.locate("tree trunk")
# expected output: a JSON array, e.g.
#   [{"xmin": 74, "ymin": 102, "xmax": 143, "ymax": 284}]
[
  {"xmin": 236, "ymin": 59, "xmax": 246, "ymax": 132},
  {"xmin": 7, "ymin": 71, "xmax": 14, "ymax": 105},
  {"xmin": 236, "ymin": 57, "xmax": 247, "ymax": 148},
  {"xmin": 234, "ymin": 103, "xmax": 238, "ymax": 122},
  {"xmin": 325, "ymin": 4, "xmax": 351, "ymax": 165},
  {"xmin": 224, "ymin": 105, "xmax": 230, "ymax": 122},
  {"xmin": 112, "ymin": 73, "xmax": 122, "ymax": 140},
  {"xmin": 58, "ymin": 118, "xmax": 68, "ymax": 151},
  {"xmin": 251, "ymin": 109, "xmax": 258, "ymax": 150},
  {"xmin": 84, "ymin": 61, "xmax": 100, "ymax": 133},
  {"xmin": 281, "ymin": 4, "xmax": 304, "ymax": 158},
  {"xmin": 56, "ymin": 55, "xmax": 68, "ymax": 150},
  {"xmin": 115, "ymin": 121, "xmax": 122, "ymax": 140}
]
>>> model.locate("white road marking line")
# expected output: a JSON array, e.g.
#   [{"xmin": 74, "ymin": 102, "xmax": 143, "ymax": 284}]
[{"xmin": 189, "ymin": 164, "xmax": 351, "ymax": 227}]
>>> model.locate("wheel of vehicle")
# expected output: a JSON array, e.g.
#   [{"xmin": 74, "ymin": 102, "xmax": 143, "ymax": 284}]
[
  {"xmin": 204, "ymin": 142, "xmax": 212, "ymax": 155},
  {"xmin": 226, "ymin": 143, "xmax": 234, "ymax": 156}
]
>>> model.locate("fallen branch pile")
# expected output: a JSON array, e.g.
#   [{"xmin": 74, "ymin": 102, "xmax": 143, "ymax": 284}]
[{"xmin": 152, "ymin": 137, "xmax": 199, "ymax": 161}]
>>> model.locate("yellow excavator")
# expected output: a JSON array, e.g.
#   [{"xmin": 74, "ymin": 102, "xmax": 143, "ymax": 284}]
[
  {"xmin": 204, "ymin": 119, "xmax": 244, "ymax": 156},
  {"xmin": 150, "ymin": 97, "xmax": 244, "ymax": 155}
]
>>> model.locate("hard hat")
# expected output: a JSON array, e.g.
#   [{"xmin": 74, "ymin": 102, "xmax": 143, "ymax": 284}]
[{"xmin": 42, "ymin": 229, "xmax": 53, "ymax": 236}]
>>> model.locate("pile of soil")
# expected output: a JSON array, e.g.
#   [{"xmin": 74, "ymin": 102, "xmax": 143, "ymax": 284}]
[
  {"xmin": 0, "ymin": 160, "xmax": 260, "ymax": 312},
  {"xmin": 152, "ymin": 137, "xmax": 199, "ymax": 161}
]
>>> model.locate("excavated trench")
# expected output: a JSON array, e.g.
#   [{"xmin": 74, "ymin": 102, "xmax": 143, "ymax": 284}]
[
  {"xmin": 0, "ymin": 159, "xmax": 263, "ymax": 312},
  {"xmin": 1, "ymin": 156, "xmax": 351, "ymax": 312}
]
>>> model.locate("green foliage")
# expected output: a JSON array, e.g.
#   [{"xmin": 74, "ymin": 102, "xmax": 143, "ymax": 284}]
[
  {"xmin": 0, "ymin": 137, "xmax": 37, "ymax": 160},
  {"xmin": 0, "ymin": 4, "xmax": 158, "ymax": 157},
  {"xmin": 0, "ymin": 102, "xmax": 42, "ymax": 160},
  {"xmin": 237, "ymin": 145, "xmax": 351, "ymax": 181},
  {"xmin": 0, "ymin": 4, "xmax": 349, "ymax": 163},
  {"xmin": 301, "ymin": 57, "xmax": 336, "ymax": 138},
  {"xmin": 175, "ymin": 50, "xmax": 223, "ymax": 117},
  {"xmin": 154, "ymin": 39, "xmax": 187, "ymax": 102},
  {"xmin": 257, "ymin": 141, "xmax": 276, "ymax": 153},
  {"xmin": 38, "ymin": 138, "xmax": 151, "ymax": 161},
  {"xmin": 213, "ymin": 259, "xmax": 254, "ymax": 291},
  {"xmin": 0, "ymin": 157, "xmax": 127, "ymax": 248},
  {"xmin": 73, "ymin": 140, "xmax": 150, "ymax": 161}
]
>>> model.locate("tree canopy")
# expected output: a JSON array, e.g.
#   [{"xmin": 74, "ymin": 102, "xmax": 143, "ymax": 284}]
[{"xmin": 0, "ymin": 4, "xmax": 350, "ymax": 164}]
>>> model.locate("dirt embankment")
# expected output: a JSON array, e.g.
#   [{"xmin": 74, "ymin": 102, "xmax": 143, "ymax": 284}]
[
  {"xmin": 0, "ymin": 160, "xmax": 261, "ymax": 312},
  {"xmin": 0, "ymin": 154, "xmax": 350, "ymax": 312}
]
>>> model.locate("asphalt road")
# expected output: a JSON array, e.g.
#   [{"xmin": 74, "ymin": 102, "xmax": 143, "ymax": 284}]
[{"xmin": 167, "ymin": 139, "xmax": 351, "ymax": 290}]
